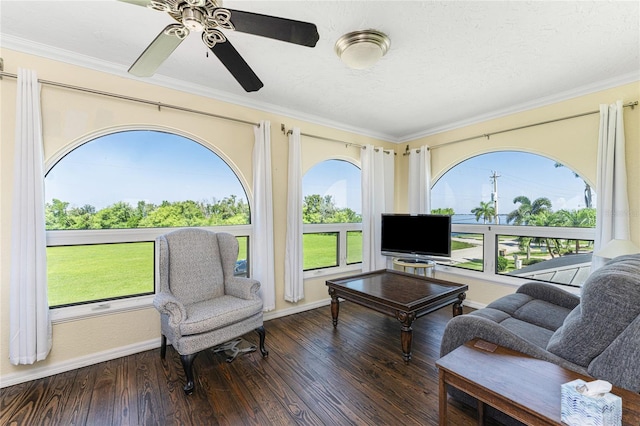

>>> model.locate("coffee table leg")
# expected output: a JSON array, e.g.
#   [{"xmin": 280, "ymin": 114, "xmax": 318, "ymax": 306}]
[
  {"xmin": 398, "ymin": 311, "xmax": 416, "ymax": 362},
  {"xmin": 453, "ymin": 292, "xmax": 466, "ymax": 316},
  {"xmin": 329, "ymin": 288, "xmax": 339, "ymax": 327}
]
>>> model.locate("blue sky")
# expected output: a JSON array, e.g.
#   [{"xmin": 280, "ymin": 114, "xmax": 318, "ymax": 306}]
[
  {"xmin": 45, "ymin": 131, "xmax": 589, "ymax": 215},
  {"xmin": 431, "ymin": 151, "xmax": 592, "ymax": 215}
]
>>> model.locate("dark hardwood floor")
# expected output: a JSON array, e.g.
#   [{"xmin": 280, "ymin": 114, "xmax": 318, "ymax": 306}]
[{"xmin": 1, "ymin": 302, "xmax": 490, "ymax": 425}]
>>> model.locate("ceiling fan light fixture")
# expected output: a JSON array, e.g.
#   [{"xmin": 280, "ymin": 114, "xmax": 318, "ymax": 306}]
[{"xmin": 335, "ymin": 29, "xmax": 390, "ymax": 70}]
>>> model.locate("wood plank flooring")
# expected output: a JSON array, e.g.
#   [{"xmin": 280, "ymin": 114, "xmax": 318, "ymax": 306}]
[{"xmin": 1, "ymin": 302, "xmax": 492, "ymax": 425}]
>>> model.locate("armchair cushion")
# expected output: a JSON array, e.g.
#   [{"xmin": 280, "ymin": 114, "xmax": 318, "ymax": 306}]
[{"xmin": 180, "ymin": 295, "xmax": 263, "ymax": 335}]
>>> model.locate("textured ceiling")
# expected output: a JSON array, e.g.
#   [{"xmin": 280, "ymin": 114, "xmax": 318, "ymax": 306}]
[{"xmin": 1, "ymin": 1, "xmax": 639, "ymax": 142}]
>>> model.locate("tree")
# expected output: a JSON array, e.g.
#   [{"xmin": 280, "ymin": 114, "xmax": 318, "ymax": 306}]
[
  {"xmin": 554, "ymin": 208, "xmax": 596, "ymax": 253},
  {"xmin": 506, "ymin": 196, "xmax": 552, "ymax": 225},
  {"xmin": 303, "ymin": 194, "xmax": 336, "ymax": 224},
  {"xmin": 471, "ymin": 201, "xmax": 495, "ymax": 224},
  {"xmin": 45, "ymin": 198, "xmax": 70, "ymax": 229},
  {"xmin": 506, "ymin": 196, "xmax": 553, "ymax": 259},
  {"xmin": 90, "ymin": 201, "xmax": 137, "ymax": 229}
]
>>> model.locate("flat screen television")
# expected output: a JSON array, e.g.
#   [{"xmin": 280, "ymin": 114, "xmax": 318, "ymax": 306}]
[{"xmin": 381, "ymin": 213, "xmax": 452, "ymax": 260}]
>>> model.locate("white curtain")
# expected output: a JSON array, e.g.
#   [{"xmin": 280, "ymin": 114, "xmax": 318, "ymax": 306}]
[
  {"xmin": 10, "ymin": 68, "xmax": 52, "ymax": 365},
  {"xmin": 592, "ymin": 100, "xmax": 630, "ymax": 271},
  {"xmin": 284, "ymin": 128, "xmax": 304, "ymax": 302},
  {"xmin": 407, "ymin": 146, "xmax": 431, "ymax": 214},
  {"xmin": 361, "ymin": 145, "xmax": 395, "ymax": 272},
  {"xmin": 251, "ymin": 121, "xmax": 276, "ymax": 311}
]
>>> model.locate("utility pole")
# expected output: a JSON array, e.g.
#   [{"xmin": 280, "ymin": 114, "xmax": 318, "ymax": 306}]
[{"xmin": 490, "ymin": 171, "xmax": 500, "ymax": 224}]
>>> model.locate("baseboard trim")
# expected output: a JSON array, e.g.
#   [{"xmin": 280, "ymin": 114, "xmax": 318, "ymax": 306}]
[
  {"xmin": 1, "ymin": 338, "xmax": 161, "ymax": 388},
  {"xmin": 2, "ymin": 296, "xmax": 483, "ymax": 388},
  {"xmin": 264, "ymin": 298, "xmax": 332, "ymax": 321}
]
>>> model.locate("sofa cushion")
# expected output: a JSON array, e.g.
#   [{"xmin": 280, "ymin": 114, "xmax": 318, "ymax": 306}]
[
  {"xmin": 513, "ymin": 299, "xmax": 572, "ymax": 331},
  {"xmin": 499, "ymin": 318, "xmax": 555, "ymax": 348},
  {"xmin": 546, "ymin": 254, "xmax": 640, "ymax": 368}
]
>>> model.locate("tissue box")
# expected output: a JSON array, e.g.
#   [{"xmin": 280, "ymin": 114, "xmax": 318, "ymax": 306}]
[{"xmin": 561, "ymin": 379, "xmax": 622, "ymax": 426}]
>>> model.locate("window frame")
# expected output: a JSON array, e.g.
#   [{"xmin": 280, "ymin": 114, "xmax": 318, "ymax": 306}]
[
  {"xmin": 45, "ymin": 127, "xmax": 253, "ymax": 322},
  {"xmin": 302, "ymin": 222, "xmax": 363, "ymax": 278},
  {"xmin": 48, "ymin": 225, "xmax": 253, "ymax": 323},
  {"xmin": 439, "ymin": 223, "xmax": 594, "ymax": 290}
]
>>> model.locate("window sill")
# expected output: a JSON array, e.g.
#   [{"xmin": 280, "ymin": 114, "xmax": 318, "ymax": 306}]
[
  {"xmin": 50, "ymin": 294, "xmax": 155, "ymax": 324},
  {"xmin": 303, "ymin": 263, "xmax": 362, "ymax": 280}
]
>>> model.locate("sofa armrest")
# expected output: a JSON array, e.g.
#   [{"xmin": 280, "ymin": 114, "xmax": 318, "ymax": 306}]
[
  {"xmin": 153, "ymin": 291, "xmax": 187, "ymax": 327},
  {"xmin": 225, "ymin": 276, "xmax": 261, "ymax": 300},
  {"xmin": 516, "ymin": 282, "xmax": 580, "ymax": 310},
  {"xmin": 440, "ymin": 314, "xmax": 588, "ymax": 375}
]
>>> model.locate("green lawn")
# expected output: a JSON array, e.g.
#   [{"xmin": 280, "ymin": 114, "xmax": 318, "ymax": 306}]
[{"xmin": 47, "ymin": 242, "xmax": 154, "ymax": 307}]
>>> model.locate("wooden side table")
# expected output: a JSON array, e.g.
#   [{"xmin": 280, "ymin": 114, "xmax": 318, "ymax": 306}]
[{"xmin": 436, "ymin": 339, "xmax": 640, "ymax": 426}]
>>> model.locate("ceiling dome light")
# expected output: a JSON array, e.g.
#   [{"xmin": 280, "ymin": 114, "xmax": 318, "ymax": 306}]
[{"xmin": 335, "ymin": 29, "xmax": 390, "ymax": 70}]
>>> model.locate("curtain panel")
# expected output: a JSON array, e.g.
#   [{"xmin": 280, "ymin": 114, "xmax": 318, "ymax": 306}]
[
  {"xmin": 407, "ymin": 146, "xmax": 431, "ymax": 214},
  {"xmin": 592, "ymin": 100, "xmax": 630, "ymax": 271},
  {"xmin": 284, "ymin": 128, "xmax": 304, "ymax": 302},
  {"xmin": 252, "ymin": 121, "xmax": 276, "ymax": 311},
  {"xmin": 10, "ymin": 68, "xmax": 52, "ymax": 365},
  {"xmin": 361, "ymin": 145, "xmax": 395, "ymax": 272}
]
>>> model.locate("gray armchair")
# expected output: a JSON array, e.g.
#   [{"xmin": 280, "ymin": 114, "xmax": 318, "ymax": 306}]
[{"xmin": 154, "ymin": 228, "xmax": 268, "ymax": 394}]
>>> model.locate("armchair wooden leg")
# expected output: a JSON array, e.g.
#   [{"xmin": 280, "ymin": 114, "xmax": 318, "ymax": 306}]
[
  {"xmin": 160, "ymin": 335, "xmax": 167, "ymax": 359},
  {"xmin": 180, "ymin": 353, "xmax": 198, "ymax": 395},
  {"xmin": 255, "ymin": 326, "xmax": 269, "ymax": 358}
]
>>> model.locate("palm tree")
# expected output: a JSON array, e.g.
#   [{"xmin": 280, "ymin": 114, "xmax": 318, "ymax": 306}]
[
  {"xmin": 471, "ymin": 201, "xmax": 495, "ymax": 224},
  {"xmin": 506, "ymin": 196, "xmax": 553, "ymax": 259},
  {"xmin": 506, "ymin": 196, "xmax": 553, "ymax": 225},
  {"xmin": 555, "ymin": 208, "xmax": 596, "ymax": 253}
]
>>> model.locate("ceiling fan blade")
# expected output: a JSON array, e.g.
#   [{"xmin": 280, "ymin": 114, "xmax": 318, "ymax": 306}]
[
  {"xmin": 209, "ymin": 39, "xmax": 264, "ymax": 92},
  {"xmin": 128, "ymin": 24, "xmax": 188, "ymax": 77},
  {"xmin": 225, "ymin": 9, "xmax": 319, "ymax": 47}
]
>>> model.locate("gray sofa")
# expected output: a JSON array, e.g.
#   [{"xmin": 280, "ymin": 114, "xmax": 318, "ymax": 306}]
[{"xmin": 440, "ymin": 253, "xmax": 640, "ymax": 416}]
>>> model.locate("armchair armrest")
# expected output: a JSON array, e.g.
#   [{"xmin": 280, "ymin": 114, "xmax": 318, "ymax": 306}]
[
  {"xmin": 153, "ymin": 291, "xmax": 187, "ymax": 326},
  {"xmin": 225, "ymin": 277, "xmax": 261, "ymax": 300},
  {"xmin": 516, "ymin": 282, "xmax": 580, "ymax": 310}
]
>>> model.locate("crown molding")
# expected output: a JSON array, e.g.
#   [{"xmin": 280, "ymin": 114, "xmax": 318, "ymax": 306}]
[
  {"xmin": 398, "ymin": 71, "xmax": 640, "ymax": 143},
  {"xmin": 2, "ymin": 35, "xmax": 396, "ymax": 142},
  {"xmin": 3, "ymin": 35, "xmax": 637, "ymax": 144}
]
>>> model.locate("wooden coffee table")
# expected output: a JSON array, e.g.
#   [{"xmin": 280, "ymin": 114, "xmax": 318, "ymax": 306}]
[
  {"xmin": 436, "ymin": 339, "xmax": 640, "ymax": 426},
  {"xmin": 326, "ymin": 269, "xmax": 468, "ymax": 362}
]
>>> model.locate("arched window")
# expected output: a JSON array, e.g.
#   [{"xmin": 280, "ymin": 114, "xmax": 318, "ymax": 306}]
[
  {"xmin": 45, "ymin": 130, "xmax": 251, "ymax": 308},
  {"xmin": 302, "ymin": 159, "xmax": 362, "ymax": 272},
  {"xmin": 431, "ymin": 151, "xmax": 595, "ymax": 288}
]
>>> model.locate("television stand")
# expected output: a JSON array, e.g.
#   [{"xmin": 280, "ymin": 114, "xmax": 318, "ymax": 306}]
[{"xmin": 393, "ymin": 257, "xmax": 435, "ymax": 276}]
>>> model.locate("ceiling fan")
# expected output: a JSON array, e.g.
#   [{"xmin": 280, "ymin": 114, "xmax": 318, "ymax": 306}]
[{"xmin": 120, "ymin": 0, "xmax": 319, "ymax": 92}]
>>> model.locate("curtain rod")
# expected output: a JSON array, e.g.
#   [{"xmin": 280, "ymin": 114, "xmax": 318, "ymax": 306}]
[
  {"xmin": 424, "ymin": 100, "xmax": 638, "ymax": 151},
  {"xmin": 0, "ymin": 70, "xmax": 258, "ymax": 127},
  {"xmin": 282, "ymin": 125, "xmax": 394, "ymax": 154}
]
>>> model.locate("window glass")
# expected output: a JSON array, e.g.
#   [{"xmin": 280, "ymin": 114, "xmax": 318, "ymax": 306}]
[
  {"xmin": 45, "ymin": 130, "xmax": 250, "ymax": 307},
  {"xmin": 431, "ymin": 151, "xmax": 595, "ymax": 226},
  {"xmin": 451, "ymin": 233, "xmax": 484, "ymax": 272},
  {"xmin": 431, "ymin": 151, "xmax": 596, "ymax": 286},
  {"xmin": 302, "ymin": 159, "xmax": 362, "ymax": 271}
]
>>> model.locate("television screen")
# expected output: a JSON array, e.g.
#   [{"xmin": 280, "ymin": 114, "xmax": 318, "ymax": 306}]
[{"xmin": 381, "ymin": 214, "xmax": 452, "ymax": 259}]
